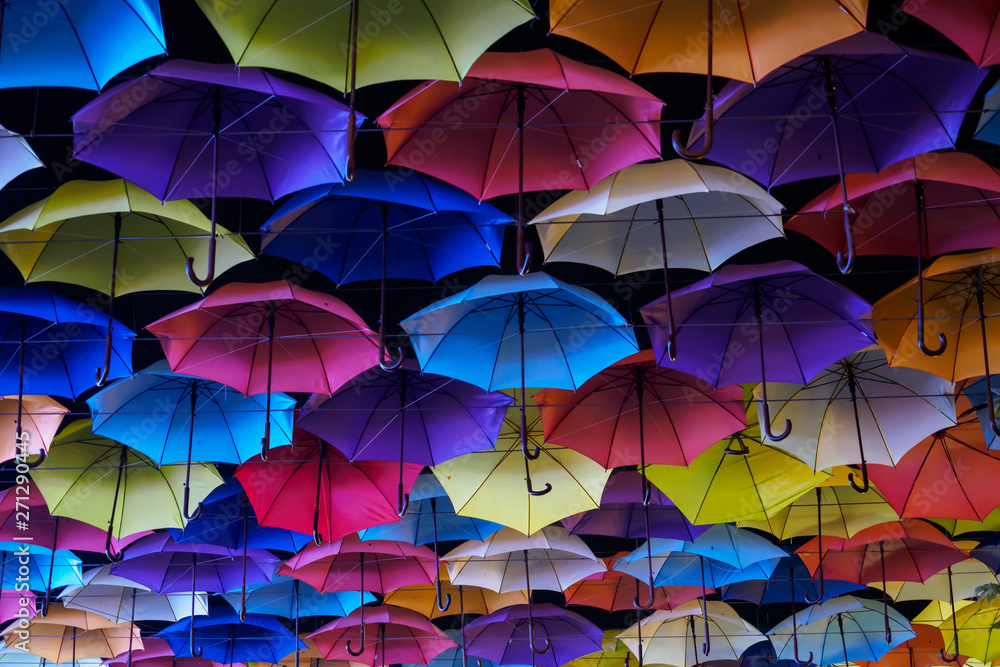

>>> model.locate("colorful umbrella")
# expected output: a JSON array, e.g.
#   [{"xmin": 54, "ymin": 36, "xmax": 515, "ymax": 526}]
[
  {"xmin": 357, "ymin": 485, "xmax": 504, "ymax": 546},
  {"xmin": 871, "ymin": 559, "xmax": 999, "ymax": 603},
  {"xmin": 0, "ymin": 395, "xmax": 66, "ymax": 463},
  {"xmin": 308, "ymin": 604, "xmax": 454, "ymax": 665},
  {"xmin": 158, "ymin": 611, "xmax": 304, "ymax": 664},
  {"xmin": 147, "ymin": 280, "xmax": 379, "ymax": 456},
  {"xmin": 742, "ymin": 484, "xmax": 900, "ymax": 542},
  {"xmin": 103, "ymin": 637, "xmax": 237, "ymax": 667},
  {"xmin": 3, "ymin": 605, "xmax": 143, "ymax": 662},
  {"xmin": 0, "ymin": 179, "xmax": 253, "ymax": 385},
  {"xmin": 59, "ymin": 566, "xmax": 208, "ymax": 623},
  {"xmin": 378, "ymin": 49, "xmax": 662, "ymax": 274},
  {"xmin": 299, "ymin": 361, "xmax": 512, "ymax": 515},
  {"xmin": 0, "ymin": 0, "xmax": 165, "ymax": 89},
  {"xmin": 941, "ymin": 596, "xmax": 1000, "ymax": 662},
  {"xmin": 855, "ymin": 624, "xmax": 963, "ymax": 667},
  {"xmin": 465, "ymin": 603, "xmax": 603, "ymax": 667},
  {"xmin": 756, "ymin": 346, "xmax": 956, "ymax": 491},
  {"xmin": 220, "ymin": 575, "xmax": 373, "ymax": 620},
  {"xmin": 72, "ymin": 60, "xmax": 356, "ymax": 286},
  {"xmin": 382, "ymin": 567, "xmax": 528, "ymax": 620},
  {"xmin": 563, "ymin": 553, "xmax": 709, "ymax": 613},
  {"xmin": 641, "ymin": 261, "xmax": 874, "ymax": 441},
  {"xmin": 721, "ymin": 556, "xmax": 863, "ymax": 605},
  {"xmin": 0, "ymin": 123, "xmax": 42, "ymax": 191},
  {"xmin": 900, "ymin": 0, "xmax": 1000, "ymax": 66}
]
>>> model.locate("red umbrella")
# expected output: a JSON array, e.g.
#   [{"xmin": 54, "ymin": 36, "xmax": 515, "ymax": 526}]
[
  {"xmin": 146, "ymin": 280, "xmax": 379, "ymax": 459},
  {"xmin": 308, "ymin": 604, "xmax": 454, "ymax": 665},
  {"xmin": 786, "ymin": 151, "xmax": 1000, "ymax": 357},
  {"xmin": 901, "ymin": 1, "xmax": 1000, "ymax": 67},
  {"xmin": 377, "ymin": 49, "xmax": 662, "ymax": 275},
  {"xmin": 563, "ymin": 553, "xmax": 710, "ymax": 613},
  {"xmin": 868, "ymin": 402, "xmax": 1000, "ymax": 521},
  {"xmin": 235, "ymin": 433, "xmax": 424, "ymax": 545}
]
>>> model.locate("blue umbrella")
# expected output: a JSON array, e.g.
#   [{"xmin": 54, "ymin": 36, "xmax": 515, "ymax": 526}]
[
  {"xmin": 158, "ymin": 610, "xmax": 304, "ymax": 663},
  {"xmin": 0, "ymin": 0, "xmax": 166, "ymax": 90},
  {"xmin": 260, "ymin": 170, "xmax": 510, "ymax": 369},
  {"xmin": 400, "ymin": 271, "xmax": 637, "ymax": 497},
  {"xmin": 0, "ymin": 543, "xmax": 82, "ymax": 590},
  {"xmin": 88, "ymin": 361, "xmax": 294, "ymax": 519},
  {"xmin": 403, "ymin": 629, "xmax": 506, "ymax": 667},
  {"xmin": 681, "ymin": 524, "xmax": 787, "ymax": 570},
  {"xmin": 962, "ymin": 376, "xmax": 1000, "ymax": 450},
  {"xmin": 615, "ymin": 544, "xmax": 781, "ymax": 588},
  {"xmin": 220, "ymin": 575, "xmax": 374, "ymax": 619},
  {"xmin": 0, "ymin": 287, "xmax": 133, "ymax": 461},
  {"xmin": 721, "ymin": 556, "xmax": 864, "ymax": 605}
]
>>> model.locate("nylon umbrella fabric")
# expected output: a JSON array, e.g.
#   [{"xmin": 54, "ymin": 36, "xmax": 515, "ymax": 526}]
[
  {"xmin": 741, "ymin": 484, "xmax": 900, "ymax": 541},
  {"xmin": 854, "ymin": 624, "xmax": 964, "ymax": 667},
  {"xmin": 869, "ymin": 558, "xmax": 999, "ymax": 602},
  {"xmin": 464, "ymin": 603, "xmax": 603, "ymax": 667},
  {"xmin": 357, "ymin": 495, "xmax": 504, "ymax": 545},
  {"xmin": 220, "ymin": 575, "xmax": 373, "ymax": 620},
  {"xmin": 308, "ymin": 604, "xmax": 454, "ymax": 665},
  {"xmin": 158, "ymin": 611, "xmax": 304, "ymax": 664},
  {"xmin": 104, "ymin": 637, "xmax": 241, "ymax": 667},
  {"xmin": 0, "ymin": 395, "xmax": 66, "ymax": 463},
  {"xmin": 0, "ymin": 545, "xmax": 82, "ymax": 590},
  {"xmin": 2, "ymin": 604, "xmax": 144, "ymax": 661},
  {"xmin": 0, "ymin": 123, "xmax": 42, "ymax": 191},
  {"xmin": 382, "ymin": 566, "xmax": 529, "ymax": 620},
  {"xmin": 59, "ymin": 565, "xmax": 209, "ymax": 623},
  {"xmin": 721, "ymin": 556, "xmax": 864, "ymax": 605},
  {"xmin": 901, "ymin": 0, "xmax": 1000, "ymax": 67},
  {"xmin": 528, "ymin": 160, "xmax": 785, "ymax": 276},
  {"xmin": 0, "ymin": 0, "xmax": 166, "ymax": 90},
  {"xmin": 563, "ymin": 552, "xmax": 710, "ymax": 612},
  {"xmin": 961, "ymin": 376, "xmax": 1000, "ymax": 450},
  {"xmin": 941, "ymin": 597, "xmax": 1000, "ymax": 662},
  {"xmin": 614, "ymin": 543, "xmax": 783, "ymax": 589}
]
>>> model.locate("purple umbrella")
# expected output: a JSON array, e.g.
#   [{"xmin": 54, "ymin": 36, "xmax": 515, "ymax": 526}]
[
  {"xmin": 684, "ymin": 32, "xmax": 987, "ymax": 273},
  {"xmin": 71, "ymin": 59, "xmax": 357, "ymax": 287},
  {"xmin": 464, "ymin": 603, "xmax": 603, "ymax": 667},
  {"xmin": 562, "ymin": 471, "xmax": 706, "ymax": 541},
  {"xmin": 640, "ymin": 261, "xmax": 873, "ymax": 457}
]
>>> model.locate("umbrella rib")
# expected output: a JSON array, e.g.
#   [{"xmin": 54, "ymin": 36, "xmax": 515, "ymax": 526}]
[
  {"xmin": 415, "ymin": 0, "xmax": 461, "ymax": 79},
  {"xmin": 55, "ymin": 2, "xmax": 99, "ymax": 89}
]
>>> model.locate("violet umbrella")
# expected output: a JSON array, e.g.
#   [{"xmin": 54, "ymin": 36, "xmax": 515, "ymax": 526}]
[
  {"xmin": 684, "ymin": 32, "xmax": 987, "ymax": 274},
  {"xmin": 298, "ymin": 361, "xmax": 514, "ymax": 517},
  {"xmin": 72, "ymin": 59, "xmax": 357, "ymax": 287},
  {"xmin": 464, "ymin": 603, "xmax": 604, "ymax": 667},
  {"xmin": 308, "ymin": 604, "xmax": 454, "ymax": 665},
  {"xmin": 378, "ymin": 48, "xmax": 662, "ymax": 275},
  {"xmin": 640, "ymin": 260, "xmax": 874, "ymax": 443},
  {"xmin": 147, "ymin": 280, "xmax": 380, "ymax": 458}
]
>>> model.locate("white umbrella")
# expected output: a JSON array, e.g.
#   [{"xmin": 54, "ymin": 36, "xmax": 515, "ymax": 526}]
[{"xmin": 59, "ymin": 566, "xmax": 208, "ymax": 623}]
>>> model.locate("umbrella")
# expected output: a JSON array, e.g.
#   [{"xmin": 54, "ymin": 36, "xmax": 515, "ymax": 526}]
[
  {"xmin": 357, "ymin": 485, "xmax": 505, "ymax": 546},
  {"xmin": 159, "ymin": 611, "xmax": 304, "ymax": 664},
  {"xmin": 0, "ymin": 0, "xmax": 166, "ymax": 89},
  {"xmin": 298, "ymin": 361, "xmax": 513, "ymax": 516},
  {"xmin": 786, "ymin": 152, "xmax": 1000, "ymax": 353},
  {"xmin": 104, "ymin": 637, "xmax": 239, "ymax": 667},
  {"xmin": 0, "ymin": 179, "xmax": 253, "ymax": 385},
  {"xmin": 260, "ymin": 171, "xmax": 511, "ymax": 366},
  {"xmin": 870, "ymin": 559, "xmax": 999, "ymax": 602},
  {"xmin": 147, "ymin": 280, "xmax": 379, "ymax": 456},
  {"xmin": 528, "ymin": 161, "xmax": 784, "ymax": 350},
  {"xmin": 378, "ymin": 49, "xmax": 662, "ymax": 275},
  {"xmin": 59, "ymin": 566, "xmax": 208, "ymax": 623},
  {"xmin": 0, "ymin": 287, "xmax": 133, "ymax": 449},
  {"xmin": 443, "ymin": 526, "xmax": 605, "ymax": 594},
  {"xmin": 721, "ymin": 556, "xmax": 863, "ymax": 606},
  {"xmin": 236, "ymin": 434, "xmax": 424, "ymax": 544},
  {"xmin": 563, "ymin": 553, "xmax": 710, "ymax": 613},
  {"xmin": 0, "ymin": 395, "xmax": 66, "ymax": 463},
  {"xmin": 962, "ymin": 377, "xmax": 1000, "ymax": 449},
  {"xmin": 89, "ymin": 360, "xmax": 295, "ymax": 519},
  {"xmin": 3, "ymin": 604, "xmax": 143, "ymax": 662},
  {"xmin": 614, "ymin": 543, "xmax": 783, "ymax": 589},
  {"xmin": 900, "ymin": 0, "xmax": 1000, "ymax": 66},
  {"xmin": 617, "ymin": 600, "xmax": 766, "ymax": 667},
  {"xmin": 560, "ymin": 471, "xmax": 707, "ymax": 542},
  {"xmin": 401, "ymin": 271, "xmax": 637, "ymax": 498},
  {"xmin": 976, "ymin": 82, "xmax": 1000, "ymax": 146},
  {"xmin": 431, "ymin": 389, "xmax": 612, "ymax": 536},
  {"xmin": 913, "ymin": 601, "xmax": 975, "ymax": 628},
  {"xmin": 465, "ymin": 603, "xmax": 604, "ymax": 667},
  {"xmin": 855, "ymin": 624, "xmax": 964, "ymax": 667},
  {"xmin": 756, "ymin": 345, "xmax": 956, "ymax": 491},
  {"xmin": 641, "ymin": 260, "xmax": 874, "ymax": 442},
  {"xmin": 308, "ymin": 604, "xmax": 454, "ymax": 665},
  {"xmin": 645, "ymin": 388, "xmax": 828, "ymax": 525},
  {"xmin": 534, "ymin": 349, "xmax": 745, "ymax": 484},
  {"xmin": 941, "ymin": 596, "xmax": 1000, "ymax": 662},
  {"xmin": 769, "ymin": 596, "xmax": 916, "ymax": 665},
  {"xmin": 0, "ymin": 123, "xmax": 42, "ymax": 190},
  {"xmin": 194, "ymin": 0, "xmax": 534, "ymax": 177},
  {"xmin": 30, "ymin": 420, "xmax": 222, "ymax": 561},
  {"xmin": 868, "ymin": 406, "xmax": 1000, "ymax": 520},
  {"xmin": 401, "ymin": 629, "xmax": 502, "ymax": 667},
  {"xmin": 0, "ymin": 545, "xmax": 82, "ymax": 591},
  {"xmin": 0, "ymin": 589, "xmax": 35, "ymax": 626},
  {"xmin": 383, "ymin": 566, "xmax": 528, "ymax": 620},
  {"xmin": 72, "ymin": 60, "xmax": 356, "ymax": 287},
  {"xmin": 220, "ymin": 575, "xmax": 373, "ymax": 619}
]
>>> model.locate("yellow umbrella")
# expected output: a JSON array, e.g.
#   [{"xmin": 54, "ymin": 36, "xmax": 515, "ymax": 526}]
[
  {"xmin": 871, "ymin": 559, "xmax": 998, "ymax": 602},
  {"xmin": 915, "ymin": 600, "xmax": 976, "ymax": 628},
  {"xmin": 432, "ymin": 390, "xmax": 611, "ymax": 535},
  {"xmin": 383, "ymin": 565, "xmax": 528, "ymax": 619},
  {"xmin": 741, "ymin": 485, "xmax": 900, "ymax": 540},
  {"xmin": 2, "ymin": 605, "xmax": 142, "ymax": 661},
  {"xmin": 564, "ymin": 631, "xmax": 631, "ymax": 667},
  {"xmin": 645, "ymin": 386, "xmax": 827, "ymax": 525},
  {"xmin": 930, "ymin": 507, "xmax": 1000, "ymax": 539},
  {"xmin": 942, "ymin": 597, "xmax": 1000, "ymax": 662}
]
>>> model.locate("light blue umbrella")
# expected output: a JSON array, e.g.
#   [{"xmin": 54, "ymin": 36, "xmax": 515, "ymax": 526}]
[
  {"xmin": 681, "ymin": 524, "xmax": 787, "ymax": 570},
  {"xmin": 0, "ymin": 124, "xmax": 42, "ymax": 192},
  {"xmin": 0, "ymin": 543, "xmax": 82, "ymax": 590},
  {"xmin": 614, "ymin": 543, "xmax": 782, "ymax": 588},
  {"xmin": 88, "ymin": 361, "xmax": 295, "ymax": 519},
  {"xmin": 768, "ymin": 596, "xmax": 915, "ymax": 666},
  {"xmin": 0, "ymin": 1, "xmax": 166, "ymax": 90},
  {"xmin": 220, "ymin": 575, "xmax": 373, "ymax": 619}
]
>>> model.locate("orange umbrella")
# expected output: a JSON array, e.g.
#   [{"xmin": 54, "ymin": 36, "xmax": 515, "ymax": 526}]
[
  {"xmin": 563, "ymin": 553, "xmax": 709, "ymax": 613},
  {"xmin": 0, "ymin": 395, "xmax": 66, "ymax": 463},
  {"xmin": 855, "ymin": 624, "xmax": 965, "ymax": 667},
  {"xmin": 383, "ymin": 566, "xmax": 528, "ymax": 620}
]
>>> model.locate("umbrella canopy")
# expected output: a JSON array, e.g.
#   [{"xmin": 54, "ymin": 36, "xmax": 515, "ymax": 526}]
[
  {"xmin": 941, "ymin": 597, "xmax": 1000, "ymax": 662},
  {"xmin": 236, "ymin": 435, "xmax": 424, "ymax": 544},
  {"xmin": 528, "ymin": 160, "xmax": 784, "ymax": 276},
  {"xmin": 742, "ymin": 484, "xmax": 900, "ymax": 540},
  {"xmin": 901, "ymin": 0, "xmax": 1000, "ymax": 66},
  {"xmin": 383, "ymin": 567, "xmax": 528, "ymax": 620},
  {"xmin": 159, "ymin": 611, "xmax": 304, "ymax": 664},
  {"xmin": 221, "ymin": 575, "xmax": 373, "ymax": 619},
  {"xmin": 0, "ymin": 545, "xmax": 82, "ymax": 590},
  {"xmin": 548, "ymin": 0, "xmax": 867, "ymax": 82},
  {"xmin": 442, "ymin": 526, "xmax": 605, "ymax": 594},
  {"xmin": 431, "ymin": 390, "xmax": 612, "ymax": 536},
  {"xmin": 563, "ymin": 553, "xmax": 710, "ymax": 613},
  {"xmin": 855, "ymin": 624, "xmax": 962, "ymax": 667},
  {"xmin": 614, "ymin": 542, "xmax": 783, "ymax": 589},
  {"xmin": 617, "ymin": 600, "xmax": 766, "ymax": 666},
  {"xmin": 465, "ymin": 603, "xmax": 604, "ymax": 667},
  {"xmin": 104, "ymin": 637, "xmax": 238, "ymax": 667},
  {"xmin": 3, "ymin": 605, "xmax": 143, "ymax": 662},
  {"xmin": 535, "ymin": 350, "xmax": 745, "ymax": 469},
  {"xmin": 870, "ymin": 558, "xmax": 999, "ymax": 602},
  {"xmin": 0, "ymin": 395, "xmax": 66, "ymax": 463},
  {"xmin": 0, "ymin": 123, "xmax": 42, "ymax": 190},
  {"xmin": 358, "ymin": 494, "xmax": 504, "ymax": 546},
  {"xmin": 59, "ymin": 566, "xmax": 208, "ymax": 623},
  {"xmin": 684, "ymin": 32, "xmax": 987, "ymax": 188},
  {"xmin": 193, "ymin": 0, "xmax": 534, "ymax": 91},
  {"xmin": 308, "ymin": 604, "xmax": 455, "ymax": 665},
  {"xmin": 963, "ymin": 377, "xmax": 1000, "ymax": 450},
  {"xmin": 0, "ymin": 0, "xmax": 166, "ymax": 89},
  {"xmin": 721, "ymin": 556, "xmax": 864, "ymax": 605},
  {"xmin": 756, "ymin": 346, "xmax": 956, "ymax": 490},
  {"xmin": 769, "ymin": 596, "xmax": 916, "ymax": 665}
]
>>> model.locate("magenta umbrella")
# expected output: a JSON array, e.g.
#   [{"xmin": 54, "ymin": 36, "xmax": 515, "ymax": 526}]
[
  {"xmin": 309, "ymin": 604, "xmax": 455, "ymax": 665},
  {"xmin": 378, "ymin": 48, "xmax": 661, "ymax": 274},
  {"xmin": 464, "ymin": 603, "xmax": 604, "ymax": 667},
  {"xmin": 147, "ymin": 280, "xmax": 379, "ymax": 458}
]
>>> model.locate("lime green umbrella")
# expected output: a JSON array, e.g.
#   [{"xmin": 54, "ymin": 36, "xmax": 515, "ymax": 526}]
[
  {"xmin": 193, "ymin": 0, "xmax": 535, "ymax": 176},
  {"xmin": 30, "ymin": 420, "xmax": 223, "ymax": 561},
  {"xmin": 0, "ymin": 179, "xmax": 253, "ymax": 385}
]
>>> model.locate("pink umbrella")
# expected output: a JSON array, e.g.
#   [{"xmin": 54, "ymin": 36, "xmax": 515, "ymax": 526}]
[
  {"xmin": 0, "ymin": 588, "xmax": 35, "ymax": 625},
  {"xmin": 146, "ymin": 280, "xmax": 379, "ymax": 458},
  {"xmin": 378, "ymin": 49, "xmax": 662, "ymax": 275},
  {"xmin": 901, "ymin": 0, "xmax": 1000, "ymax": 67},
  {"xmin": 106, "ymin": 637, "xmax": 242, "ymax": 667},
  {"xmin": 308, "ymin": 604, "xmax": 454, "ymax": 665}
]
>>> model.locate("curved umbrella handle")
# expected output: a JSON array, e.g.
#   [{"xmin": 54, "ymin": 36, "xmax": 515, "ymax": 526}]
[
  {"xmin": 397, "ymin": 484, "xmax": 410, "ymax": 517},
  {"xmin": 793, "ymin": 633, "xmax": 813, "ymax": 666},
  {"xmin": 528, "ymin": 615, "xmax": 551, "ymax": 655},
  {"xmin": 634, "ymin": 500, "xmax": 654, "ymax": 610},
  {"xmin": 95, "ymin": 335, "xmax": 113, "ymax": 388},
  {"xmin": 261, "ymin": 423, "xmax": 270, "ymax": 462},
  {"xmin": 940, "ymin": 567, "xmax": 960, "ymax": 662},
  {"xmin": 671, "ymin": 0, "xmax": 713, "ymax": 160},
  {"xmin": 803, "ymin": 573, "xmax": 824, "ymax": 604},
  {"xmin": 435, "ymin": 576, "xmax": 451, "ymax": 612},
  {"xmin": 805, "ymin": 488, "xmax": 825, "ymax": 604},
  {"xmin": 789, "ymin": 567, "xmax": 813, "ymax": 666},
  {"xmin": 527, "ymin": 477, "xmax": 552, "ymax": 497},
  {"xmin": 759, "ymin": 380, "xmax": 791, "ymax": 442},
  {"xmin": 26, "ymin": 449, "xmax": 45, "ymax": 469},
  {"xmin": 913, "ymin": 179, "xmax": 946, "ymax": 357},
  {"xmin": 379, "ymin": 342, "xmax": 404, "ymax": 371},
  {"xmin": 520, "ymin": 406, "xmax": 541, "ymax": 460},
  {"xmin": 183, "ymin": 457, "xmax": 204, "ymax": 521},
  {"xmin": 189, "ymin": 615, "xmax": 203, "ymax": 658},
  {"xmin": 185, "ymin": 244, "xmax": 215, "ymax": 288},
  {"xmin": 917, "ymin": 313, "xmax": 947, "ymax": 357},
  {"xmin": 848, "ymin": 463, "xmax": 869, "ymax": 493},
  {"xmin": 834, "ymin": 206, "xmax": 855, "ymax": 275},
  {"xmin": 346, "ymin": 620, "xmax": 366, "ymax": 656},
  {"xmin": 187, "ymin": 113, "xmax": 220, "ymax": 288}
]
